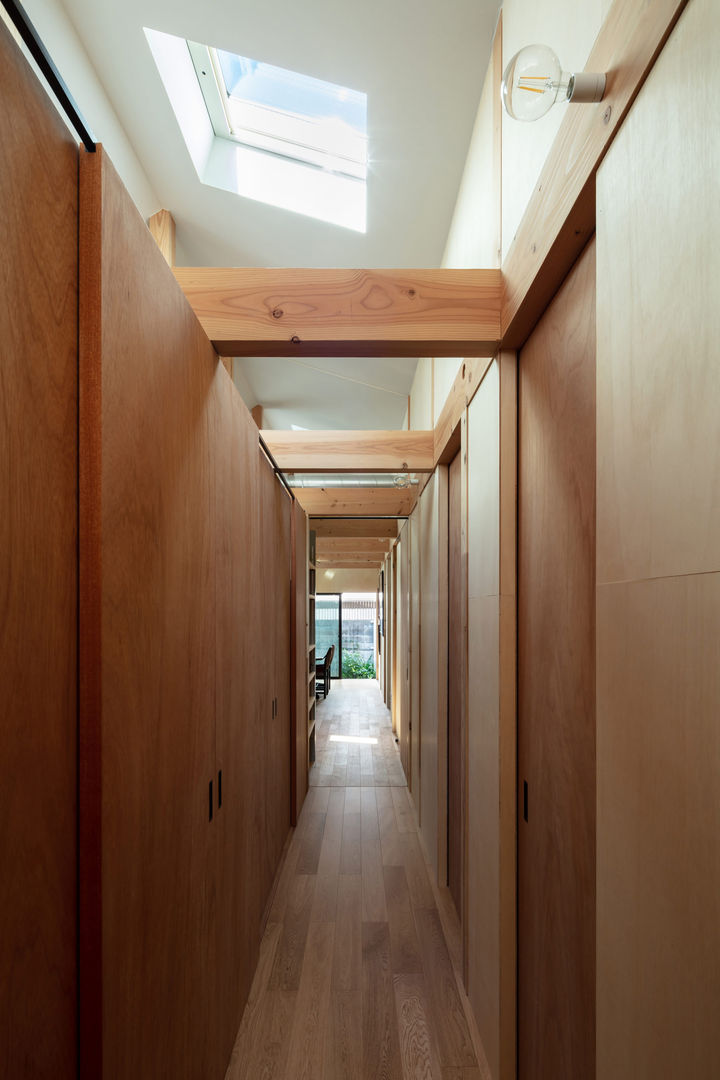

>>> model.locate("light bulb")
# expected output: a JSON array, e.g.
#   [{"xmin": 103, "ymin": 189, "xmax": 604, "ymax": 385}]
[{"xmin": 502, "ymin": 43, "xmax": 606, "ymax": 122}]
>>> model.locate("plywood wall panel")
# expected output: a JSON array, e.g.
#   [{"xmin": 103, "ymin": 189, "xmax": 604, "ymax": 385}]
[
  {"xmin": 0, "ymin": 19, "xmax": 78, "ymax": 1077},
  {"xmin": 466, "ymin": 593, "xmax": 501, "ymax": 1076},
  {"xmin": 418, "ymin": 468, "xmax": 448, "ymax": 880},
  {"xmin": 214, "ymin": 377, "xmax": 266, "ymax": 1069},
  {"xmin": 517, "ymin": 240, "xmax": 596, "ymax": 1080},
  {"xmin": 467, "ymin": 361, "xmax": 499, "ymax": 600},
  {"xmin": 89, "ymin": 149, "xmax": 218, "ymax": 1079},
  {"xmin": 447, "ymin": 452, "xmax": 465, "ymax": 920},
  {"xmin": 294, "ymin": 501, "xmax": 309, "ymax": 820},
  {"xmin": 596, "ymin": 0, "xmax": 720, "ymax": 585},
  {"xmin": 596, "ymin": 1, "xmax": 720, "ymax": 1073},
  {"xmin": 597, "ymin": 572, "xmax": 720, "ymax": 1079},
  {"xmin": 409, "ymin": 510, "xmax": 421, "ymax": 800}
]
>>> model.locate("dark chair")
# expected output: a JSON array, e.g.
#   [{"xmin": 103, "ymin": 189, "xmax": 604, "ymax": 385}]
[{"xmin": 316, "ymin": 644, "xmax": 335, "ymax": 699}]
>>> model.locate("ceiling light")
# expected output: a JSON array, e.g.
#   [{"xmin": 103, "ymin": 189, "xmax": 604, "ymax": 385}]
[{"xmin": 502, "ymin": 44, "xmax": 606, "ymax": 122}]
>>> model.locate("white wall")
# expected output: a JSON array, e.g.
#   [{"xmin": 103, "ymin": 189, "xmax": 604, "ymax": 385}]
[
  {"xmin": 19, "ymin": 0, "xmax": 159, "ymax": 216},
  {"xmin": 501, "ymin": 0, "xmax": 606, "ymax": 259},
  {"xmin": 317, "ymin": 568, "xmax": 379, "ymax": 594}
]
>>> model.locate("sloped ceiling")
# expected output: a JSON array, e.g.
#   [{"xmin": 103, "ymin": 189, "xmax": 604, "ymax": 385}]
[{"xmin": 58, "ymin": 0, "xmax": 500, "ymax": 426}]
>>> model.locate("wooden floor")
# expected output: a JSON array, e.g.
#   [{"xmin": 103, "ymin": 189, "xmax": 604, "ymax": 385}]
[
  {"xmin": 225, "ymin": 679, "xmax": 490, "ymax": 1080},
  {"xmin": 312, "ymin": 679, "xmax": 407, "ymax": 788}
]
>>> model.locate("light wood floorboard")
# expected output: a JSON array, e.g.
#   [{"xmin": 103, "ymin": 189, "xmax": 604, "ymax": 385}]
[{"xmin": 225, "ymin": 679, "xmax": 489, "ymax": 1079}]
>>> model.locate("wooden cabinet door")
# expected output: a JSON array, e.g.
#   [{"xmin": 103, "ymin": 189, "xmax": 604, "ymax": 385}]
[
  {"xmin": 0, "ymin": 20, "xmax": 78, "ymax": 1077},
  {"xmin": 214, "ymin": 378, "xmax": 263, "ymax": 1071},
  {"xmin": 86, "ymin": 149, "xmax": 218, "ymax": 1080},
  {"xmin": 517, "ymin": 240, "xmax": 596, "ymax": 1079}
]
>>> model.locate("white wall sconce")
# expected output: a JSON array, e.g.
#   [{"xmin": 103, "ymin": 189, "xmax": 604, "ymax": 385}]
[{"xmin": 502, "ymin": 44, "xmax": 606, "ymax": 121}]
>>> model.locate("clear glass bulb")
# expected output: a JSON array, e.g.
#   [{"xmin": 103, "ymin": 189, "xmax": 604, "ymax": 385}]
[{"xmin": 502, "ymin": 44, "xmax": 571, "ymax": 122}]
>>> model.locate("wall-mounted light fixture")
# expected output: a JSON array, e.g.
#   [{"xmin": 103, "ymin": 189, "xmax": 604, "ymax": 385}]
[{"xmin": 502, "ymin": 44, "xmax": 606, "ymax": 122}]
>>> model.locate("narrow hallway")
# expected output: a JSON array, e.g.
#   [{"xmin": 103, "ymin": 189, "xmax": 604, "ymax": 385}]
[{"xmin": 226, "ymin": 679, "xmax": 489, "ymax": 1079}]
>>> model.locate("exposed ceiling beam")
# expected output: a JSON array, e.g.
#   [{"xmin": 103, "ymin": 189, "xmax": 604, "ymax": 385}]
[
  {"xmin": 502, "ymin": 0, "xmax": 689, "ymax": 348},
  {"xmin": 317, "ymin": 537, "xmax": 393, "ymax": 552},
  {"xmin": 434, "ymin": 357, "xmax": 494, "ymax": 466},
  {"xmin": 295, "ymin": 487, "xmax": 417, "ymax": 517},
  {"xmin": 148, "ymin": 209, "xmax": 175, "ymax": 267},
  {"xmin": 261, "ymin": 429, "xmax": 434, "ymax": 473},
  {"xmin": 311, "ymin": 518, "xmax": 400, "ymax": 539},
  {"xmin": 317, "ymin": 558, "xmax": 385, "ymax": 569},
  {"xmin": 173, "ymin": 268, "xmax": 502, "ymax": 357}
]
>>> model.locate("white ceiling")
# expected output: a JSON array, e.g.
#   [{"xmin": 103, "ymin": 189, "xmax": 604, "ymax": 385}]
[
  {"xmin": 58, "ymin": 0, "xmax": 500, "ymax": 426},
  {"xmin": 235, "ymin": 357, "xmax": 416, "ymax": 430}
]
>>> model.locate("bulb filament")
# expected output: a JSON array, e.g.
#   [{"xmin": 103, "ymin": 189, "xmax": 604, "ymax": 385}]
[{"xmin": 518, "ymin": 75, "xmax": 551, "ymax": 95}]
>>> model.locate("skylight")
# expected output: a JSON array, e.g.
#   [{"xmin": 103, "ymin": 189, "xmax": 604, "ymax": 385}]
[{"xmin": 145, "ymin": 28, "xmax": 368, "ymax": 231}]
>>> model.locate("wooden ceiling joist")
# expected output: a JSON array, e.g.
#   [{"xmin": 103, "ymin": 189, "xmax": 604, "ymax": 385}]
[
  {"xmin": 316, "ymin": 559, "xmax": 384, "ymax": 569},
  {"xmin": 173, "ymin": 267, "xmax": 502, "ymax": 357},
  {"xmin": 317, "ymin": 537, "xmax": 392, "ymax": 553},
  {"xmin": 311, "ymin": 518, "xmax": 399, "ymax": 539},
  {"xmin": 261, "ymin": 429, "xmax": 434, "ymax": 473},
  {"xmin": 295, "ymin": 486, "xmax": 417, "ymax": 517}
]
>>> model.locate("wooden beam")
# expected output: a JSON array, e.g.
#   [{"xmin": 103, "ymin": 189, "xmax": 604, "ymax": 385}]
[
  {"xmin": 172, "ymin": 268, "xmax": 502, "ymax": 357},
  {"xmin": 502, "ymin": 0, "xmax": 689, "ymax": 348},
  {"xmin": 434, "ymin": 358, "xmax": 494, "ymax": 466},
  {"xmin": 294, "ymin": 487, "xmax": 417, "ymax": 517},
  {"xmin": 260, "ymin": 429, "xmax": 434, "ymax": 473},
  {"xmin": 148, "ymin": 209, "xmax": 175, "ymax": 267},
  {"xmin": 316, "ymin": 558, "xmax": 385, "ymax": 569},
  {"xmin": 316, "ymin": 538, "xmax": 393, "ymax": 554},
  {"xmin": 311, "ymin": 518, "xmax": 399, "ymax": 539}
]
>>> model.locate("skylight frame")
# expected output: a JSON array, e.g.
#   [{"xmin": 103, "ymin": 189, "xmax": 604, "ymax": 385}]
[{"xmin": 187, "ymin": 42, "xmax": 368, "ymax": 182}]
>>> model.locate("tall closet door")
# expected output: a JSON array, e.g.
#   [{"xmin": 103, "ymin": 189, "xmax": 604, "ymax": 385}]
[
  {"xmin": 0, "ymin": 20, "xmax": 78, "ymax": 1076},
  {"xmin": 214, "ymin": 378, "xmax": 263, "ymax": 1068},
  {"xmin": 517, "ymin": 239, "xmax": 596, "ymax": 1079},
  {"xmin": 87, "ymin": 148, "xmax": 218, "ymax": 1079},
  {"xmin": 259, "ymin": 456, "xmax": 292, "ymax": 894}
]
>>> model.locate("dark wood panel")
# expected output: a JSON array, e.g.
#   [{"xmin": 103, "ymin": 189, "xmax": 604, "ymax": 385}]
[
  {"xmin": 518, "ymin": 239, "xmax": 596, "ymax": 1080},
  {"xmin": 293, "ymin": 501, "xmax": 309, "ymax": 822},
  {"xmin": 214, "ymin": 375, "xmax": 264, "ymax": 1071},
  {"xmin": 82, "ymin": 148, "xmax": 218, "ymax": 1079},
  {"xmin": 447, "ymin": 451, "xmax": 464, "ymax": 921},
  {"xmin": 0, "ymin": 19, "xmax": 78, "ymax": 1077}
]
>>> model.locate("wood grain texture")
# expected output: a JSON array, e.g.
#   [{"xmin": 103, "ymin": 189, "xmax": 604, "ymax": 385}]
[
  {"xmin": 447, "ymin": 452, "xmax": 464, "ymax": 922},
  {"xmin": 418, "ymin": 470, "xmax": 449, "ymax": 881},
  {"xmin": 214, "ymin": 371, "xmax": 265, "ymax": 1063},
  {"xmin": 362, "ymin": 922, "xmax": 403, "ymax": 1079},
  {"xmin": 596, "ymin": 4, "xmax": 720, "ymax": 1074},
  {"xmin": 317, "ymin": 538, "xmax": 393, "ymax": 554},
  {"xmin": 502, "ymin": 0, "xmax": 689, "ymax": 348},
  {"xmin": 415, "ymin": 909, "xmax": 477, "ymax": 1069},
  {"xmin": 231, "ymin": 682, "xmax": 488, "ymax": 1077},
  {"xmin": 0, "ymin": 19, "xmax": 78, "ymax": 1077},
  {"xmin": 294, "ymin": 501, "xmax": 309, "ymax": 821},
  {"xmin": 173, "ymin": 267, "xmax": 502, "ymax": 357},
  {"xmin": 464, "ymin": 350, "xmax": 517, "ymax": 1080},
  {"xmin": 518, "ymin": 240, "xmax": 596, "ymax": 1080},
  {"xmin": 395, "ymin": 974, "xmax": 443, "ymax": 1080},
  {"xmin": 88, "ymin": 148, "xmax": 219, "ymax": 1078},
  {"xmin": 596, "ymin": 573, "xmax": 720, "ymax": 1079},
  {"xmin": 262, "ymin": 429, "xmax": 435, "ymax": 473},
  {"xmin": 596, "ymin": 0, "xmax": 720, "ymax": 584},
  {"xmin": 295, "ymin": 487, "xmax": 417, "ymax": 517},
  {"xmin": 147, "ymin": 208, "xmax": 175, "ymax": 266},
  {"xmin": 312, "ymin": 518, "xmax": 400, "ymax": 539},
  {"xmin": 434, "ymin": 358, "xmax": 494, "ymax": 466}
]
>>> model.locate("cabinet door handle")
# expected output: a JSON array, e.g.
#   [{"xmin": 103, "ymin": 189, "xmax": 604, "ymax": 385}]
[
  {"xmin": 209, "ymin": 779, "xmax": 213, "ymax": 822},
  {"xmin": 218, "ymin": 769, "xmax": 222, "ymax": 809}
]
